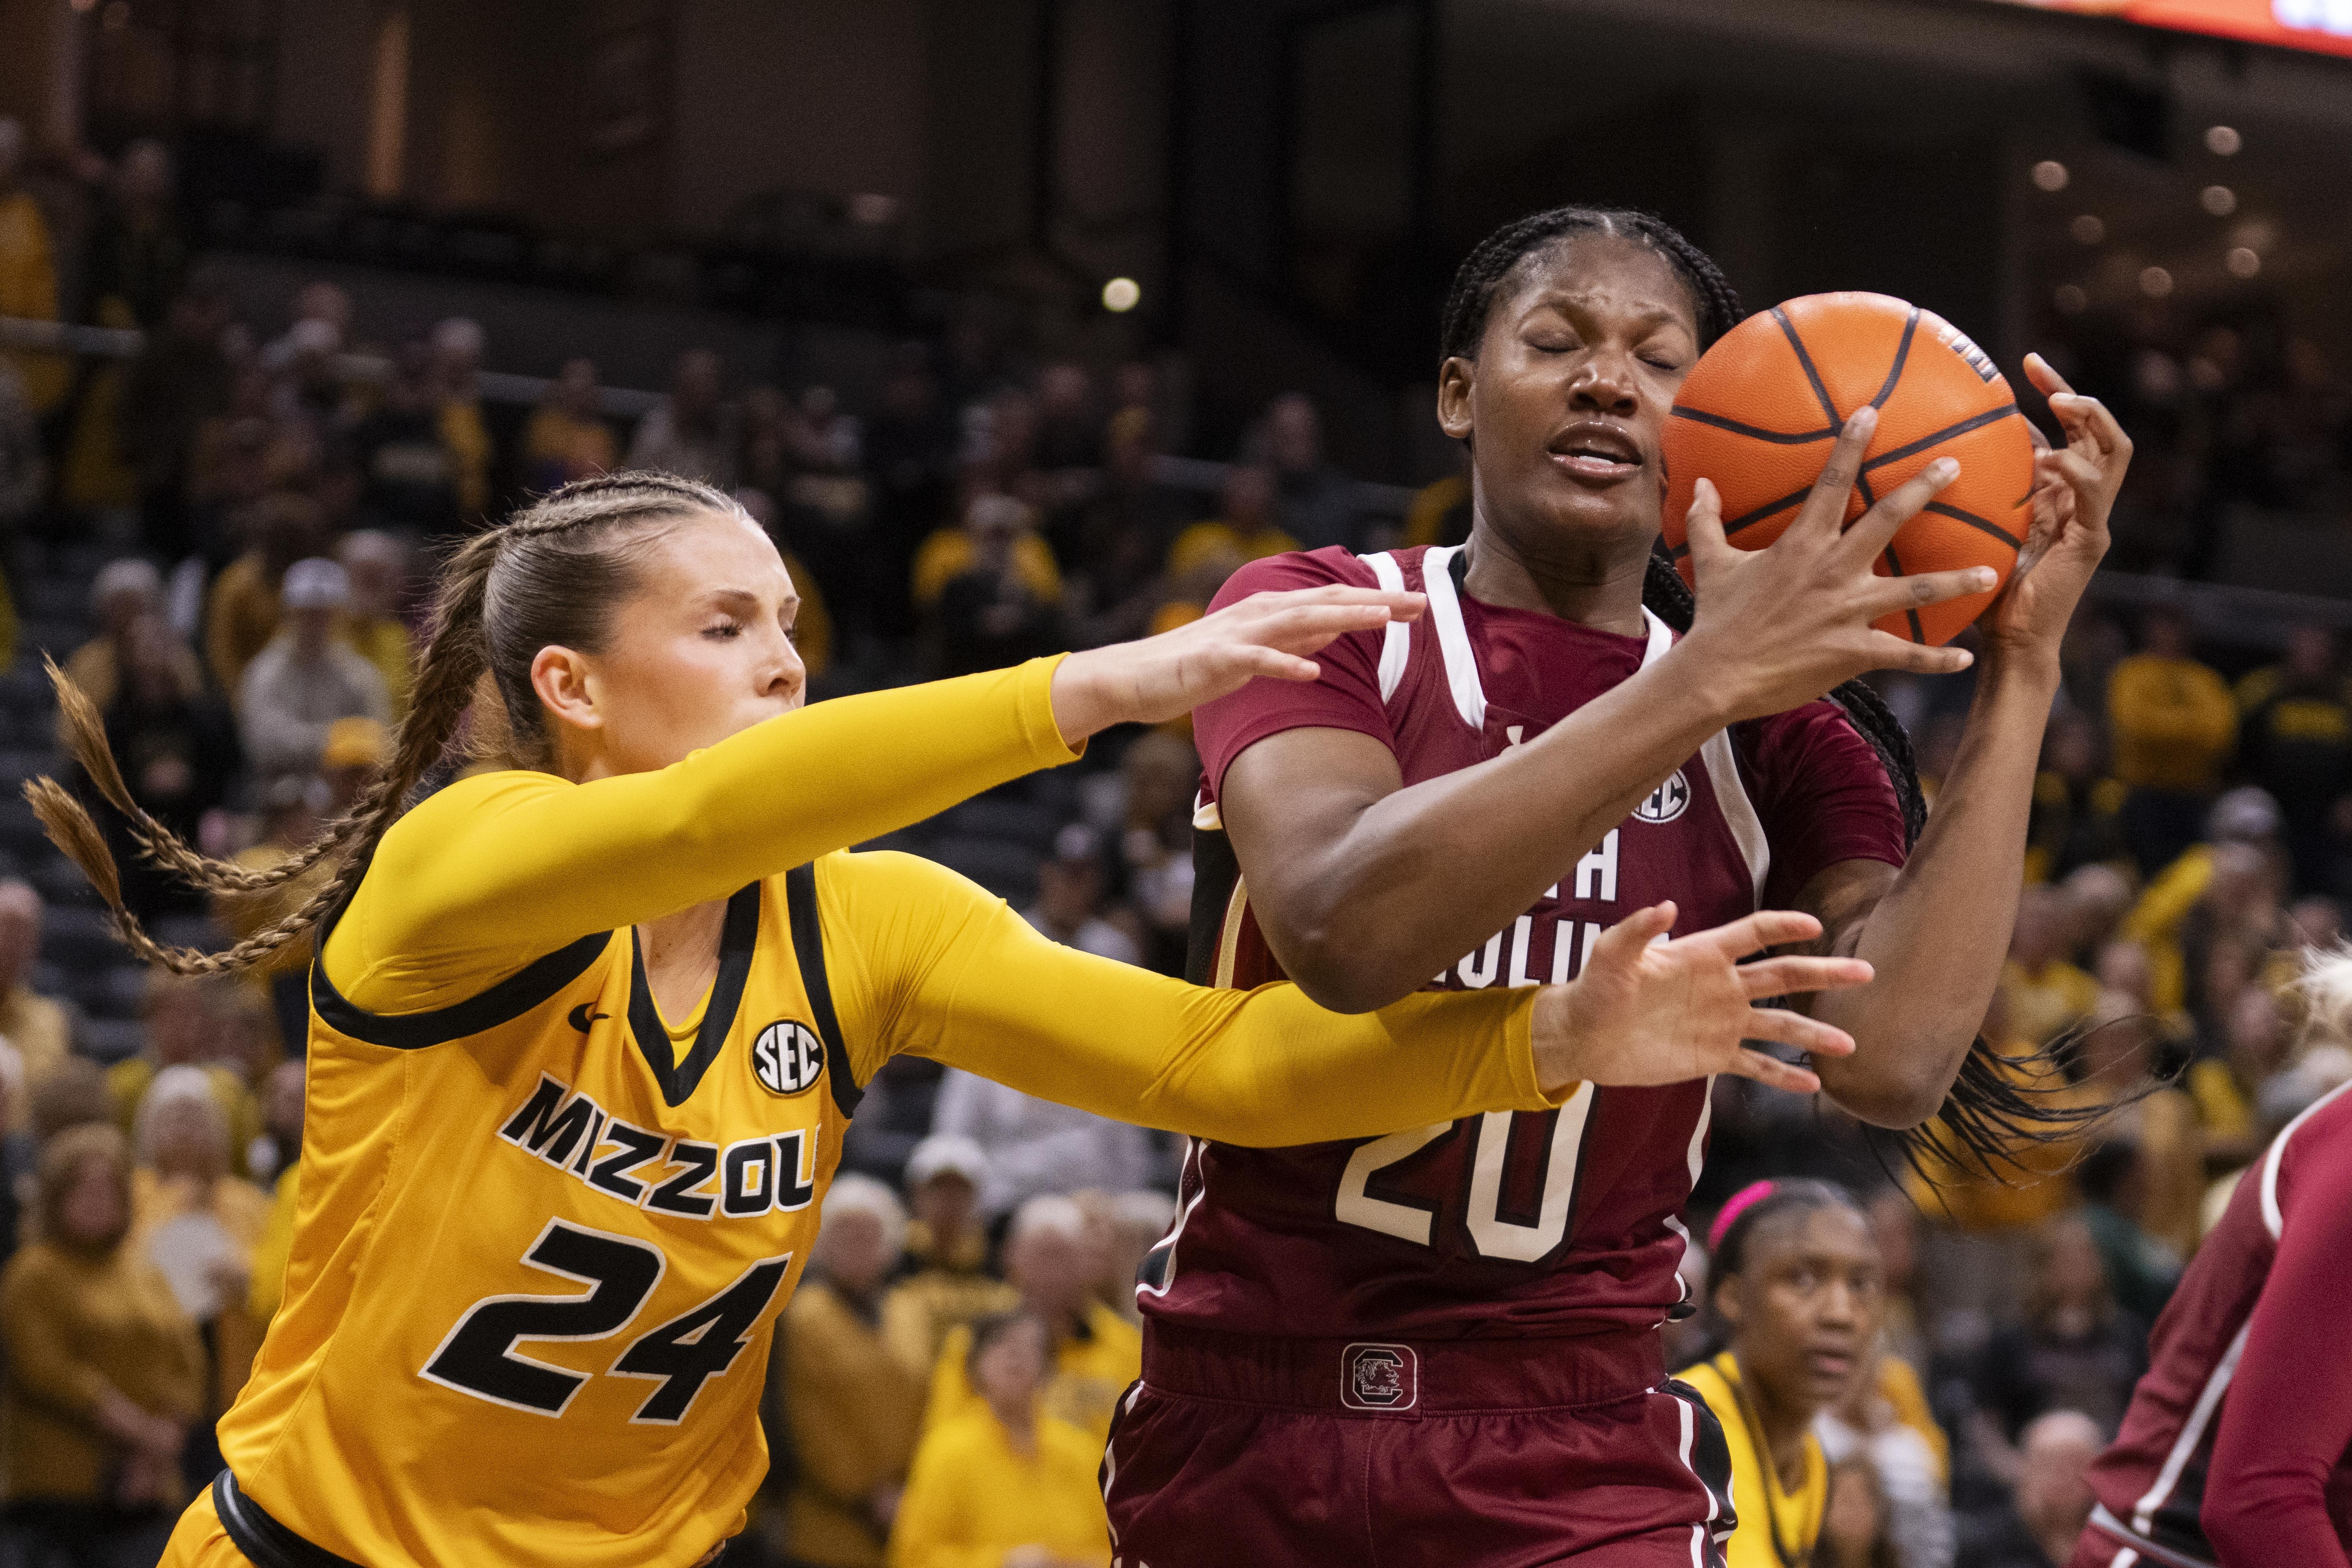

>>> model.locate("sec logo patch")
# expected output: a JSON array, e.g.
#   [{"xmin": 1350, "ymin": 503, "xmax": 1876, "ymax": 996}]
[
  {"xmin": 1633, "ymin": 769, "xmax": 1691, "ymax": 824},
  {"xmin": 751, "ymin": 1020, "xmax": 825, "ymax": 1096}
]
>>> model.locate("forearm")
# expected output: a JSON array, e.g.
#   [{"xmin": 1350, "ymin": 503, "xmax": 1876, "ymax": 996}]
[
  {"xmin": 1244, "ymin": 650, "xmax": 1729, "ymax": 1010},
  {"xmin": 908, "ymin": 910, "xmax": 1556, "ymax": 1145},
  {"xmin": 1813, "ymin": 657, "xmax": 2060, "ymax": 1125},
  {"xmin": 364, "ymin": 658, "xmax": 1079, "ymax": 958}
]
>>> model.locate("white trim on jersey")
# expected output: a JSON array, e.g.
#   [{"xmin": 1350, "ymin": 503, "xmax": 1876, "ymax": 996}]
[
  {"xmin": 1136, "ymin": 1137, "xmax": 1208, "ymax": 1303},
  {"xmin": 1697, "ymin": 728, "xmax": 1771, "ymax": 905},
  {"xmin": 1357, "ymin": 550, "xmax": 1414, "ymax": 703},
  {"xmin": 1418, "ymin": 545, "xmax": 1488, "ymax": 730},
  {"xmin": 1638, "ymin": 604, "xmax": 1674, "ymax": 668},
  {"xmin": 2130, "ymin": 1318, "xmax": 2251, "ymax": 1536},
  {"xmin": 2261, "ymin": 1077, "xmax": 2352, "ymax": 1240}
]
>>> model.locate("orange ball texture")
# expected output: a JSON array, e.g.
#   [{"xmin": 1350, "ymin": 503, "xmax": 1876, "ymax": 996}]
[{"xmin": 1659, "ymin": 291, "xmax": 2033, "ymax": 647}]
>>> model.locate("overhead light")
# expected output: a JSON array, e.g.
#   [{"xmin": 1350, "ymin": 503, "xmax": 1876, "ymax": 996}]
[
  {"xmin": 2201, "ymin": 185, "xmax": 2237, "ymax": 216},
  {"xmin": 2205, "ymin": 125, "xmax": 2242, "ymax": 156},
  {"xmin": 2032, "ymin": 160, "xmax": 2070, "ymax": 192},
  {"xmin": 2055, "ymin": 284, "xmax": 2089, "ymax": 314},
  {"xmin": 2070, "ymin": 215, "xmax": 2106, "ymax": 245},
  {"xmin": 1101, "ymin": 277, "xmax": 1142, "ymax": 313},
  {"xmin": 2139, "ymin": 266, "xmax": 2174, "ymax": 297},
  {"xmin": 2227, "ymin": 247, "xmax": 2262, "ymax": 278}
]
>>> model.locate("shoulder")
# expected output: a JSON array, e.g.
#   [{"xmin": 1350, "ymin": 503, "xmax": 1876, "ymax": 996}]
[
  {"xmin": 1039, "ymin": 1413, "xmax": 1106, "ymax": 1467},
  {"xmin": 1672, "ymin": 1355, "xmax": 1734, "ymax": 1412},
  {"xmin": 1207, "ymin": 544, "xmax": 1378, "ymax": 611},
  {"xmin": 374, "ymin": 770, "xmax": 567, "ymax": 864}
]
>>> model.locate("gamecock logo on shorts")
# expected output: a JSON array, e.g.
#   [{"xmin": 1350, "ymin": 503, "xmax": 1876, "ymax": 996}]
[
  {"xmin": 1341, "ymin": 1343, "xmax": 1418, "ymax": 1412},
  {"xmin": 1633, "ymin": 770, "xmax": 1691, "ymax": 824}
]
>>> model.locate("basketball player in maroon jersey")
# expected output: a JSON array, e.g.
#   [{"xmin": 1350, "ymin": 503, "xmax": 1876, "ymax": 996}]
[
  {"xmin": 2072, "ymin": 949, "xmax": 2352, "ymax": 1568},
  {"xmin": 1101, "ymin": 207, "xmax": 2130, "ymax": 1565}
]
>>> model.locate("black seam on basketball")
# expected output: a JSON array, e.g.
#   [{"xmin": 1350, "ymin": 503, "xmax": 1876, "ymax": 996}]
[
  {"xmin": 1924, "ymin": 500, "xmax": 2022, "ymax": 550},
  {"xmin": 1884, "ymin": 543, "xmax": 1926, "ymax": 643},
  {"xmin": 1669, "ymin": 540, "xmax": 1689, "ymax": 561},
  {"xmin": 1723, "ymin": 483, "xmax": 1814, "ymax": 537},
  {"xmin": 1867, "ymin": 306, "xmax": 1920, "ymax": 409},
  {"xmin": 1668, "ymin": 407, "xmax": 1838, "ymax": 444},
  {"xmin": 1771, "ymin": 306, "xmax": 1842, "ymax": 426},
  {"xmin": 1855, "ymin": 472, "xmax": 1877, "ymax": 509},
  {"xmin": 1860, "ymin": 403, "xmax": 2020, "ymax": 473}
]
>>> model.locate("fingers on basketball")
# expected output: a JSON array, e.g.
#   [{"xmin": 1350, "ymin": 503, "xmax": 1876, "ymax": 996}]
[{"xmin": 1661, "ymin": 293, "xmax": 2037, "ymax": 646}]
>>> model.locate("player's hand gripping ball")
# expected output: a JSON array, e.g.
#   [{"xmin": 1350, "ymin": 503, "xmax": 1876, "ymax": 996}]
[{"xmin": 1660, "ymin": 292, "xmax": 2034, "ymax": 647}]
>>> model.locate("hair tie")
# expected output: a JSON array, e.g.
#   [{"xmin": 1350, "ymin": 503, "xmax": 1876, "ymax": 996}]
[{"xmin": 1707, "ymin": 1179, "xmax": 1778, "ymax": 1255}]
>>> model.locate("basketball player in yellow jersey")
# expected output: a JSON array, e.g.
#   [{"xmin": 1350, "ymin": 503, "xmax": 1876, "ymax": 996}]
[
  {"xmin": 1677, "ymin": 1180, "xmax": 1886, "ymax": 1568},
  {"xmin": 34, "ymin": 474, "xmax": 1874, "ymax": 1568}
]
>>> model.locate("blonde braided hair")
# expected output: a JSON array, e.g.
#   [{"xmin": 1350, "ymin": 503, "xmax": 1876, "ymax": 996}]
[{"xmin": 28, "ymin": 472, "xmax": 750, "ymax": 976}]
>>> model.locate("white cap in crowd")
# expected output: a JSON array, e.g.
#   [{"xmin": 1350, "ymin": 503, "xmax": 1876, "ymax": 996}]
[
  {"xmin": 280, "ymin": 558, "xmax": 351, "ymax": 611},
  {"xmin": 820, "ymin": 1172, "xmax": 909, "ymax": 1259},
  {"xmin": 905, "ymin": 1133, "xmax": 990, "ymax": 1191},
  {"xmin": 1009, "ymin": 1193, "xmax": 1089, "ymax": 1248}
]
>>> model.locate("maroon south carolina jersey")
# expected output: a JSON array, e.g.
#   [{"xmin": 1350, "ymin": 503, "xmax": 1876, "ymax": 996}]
[
  {"xmin": 2083, "ymin": 1079, "xmax": 2352, "ymax": 1568},
  {"xmin": 1138, "ymin": 544, "xmax": 1906, "ymax": 1344}
]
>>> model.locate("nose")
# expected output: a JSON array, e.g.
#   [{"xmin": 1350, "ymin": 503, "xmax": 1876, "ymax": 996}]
[
  {"xmin": 762, "ymin": 622, "xmax": 807, "ymax": 704},
  {"xmin": 1568, "ymin": 345, "xmax": 1640, "ymax": 416}
]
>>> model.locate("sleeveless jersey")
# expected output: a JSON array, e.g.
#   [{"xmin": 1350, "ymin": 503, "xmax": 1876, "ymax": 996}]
[
  {"xmin": 222, "ymin": 862, "xmax": 859, "ymax": 1568},
  {"xmin": 2084, "ymin": 1078, "xmax": 2352, "ymax": 1568},
  {"xmin": 1142, "ymin": 544, "xmax": 1906, "ymax": 1344}
]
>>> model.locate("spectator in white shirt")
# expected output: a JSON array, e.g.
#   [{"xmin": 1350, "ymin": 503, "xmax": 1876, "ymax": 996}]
[{"xmin": 236, "ymin": 558, "xmax": 391, "ymax": 781}]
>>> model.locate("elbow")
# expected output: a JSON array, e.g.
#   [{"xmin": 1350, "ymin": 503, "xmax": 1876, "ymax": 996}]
[
  {"xmin": 1272, "ymin": 931, "xmax": 1412, "ymax": 1015},
  {"xmin": 1827, "ymin": 1048, "xmax": 1954, "ymax": 1131}
]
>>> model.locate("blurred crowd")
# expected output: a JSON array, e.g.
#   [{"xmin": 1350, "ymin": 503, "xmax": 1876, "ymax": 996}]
[{"xmin": 2, "ymin": 117, "xmax": 2352, "ymax": 1568}]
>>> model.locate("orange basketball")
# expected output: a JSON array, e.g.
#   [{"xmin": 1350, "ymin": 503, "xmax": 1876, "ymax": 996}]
[{"xmin": 1659, "ymin": 291, "xmax": 2033, "ymax": 647}]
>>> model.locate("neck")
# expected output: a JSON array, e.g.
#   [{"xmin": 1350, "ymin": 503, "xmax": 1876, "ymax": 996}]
[
  {"xmin": 991, "ymin": 1398, "xmax": 1036, "ymax": 1449},
  {"xmin": 1742, "ymin": 1360, "xmax": 1819, "ymax": 1494},
  {"xmin": 1459, "ymin": 518, "xmax": 1651, "ymax": 635},
  {"xmin": 638, "ymin": 899, "xmax": 728, "ymax": 1020}
]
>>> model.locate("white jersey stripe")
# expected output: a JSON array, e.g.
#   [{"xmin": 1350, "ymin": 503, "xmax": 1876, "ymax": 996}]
[
  {"xmin": 1357, "ymin": 550, "xmax": 1413, "ymax": 703},
  {"xmin": 1698, "ymin": 728, "xmax": 1771, "ymax": 905},
  {"xmin": 2262, "ymin": 1076, "xmax": 2352, "ymax": 1240},
  {"xmin": 2130, "ymin": 1318, "xmax": 2250, "ymax": 1536},
  {"xmin": 1418, "ymin": 545, "xmax": 1487, "ymax": 730}
]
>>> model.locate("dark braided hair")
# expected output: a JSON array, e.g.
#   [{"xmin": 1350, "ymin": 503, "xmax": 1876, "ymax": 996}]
[
  {"xmin": 29, "ymin": 472, "xmax": 750, "ymax": 976},
  {"xmin": 1441, "ymin": 206, "xmax": 2102, "ymax": 1177}
]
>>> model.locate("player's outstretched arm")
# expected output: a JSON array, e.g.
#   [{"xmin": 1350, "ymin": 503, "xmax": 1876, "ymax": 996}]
[
  {"xmin": 851, "ymin": 854, "xmax": 1867, "ymax": 1145},
  {"xmin": 1797, "ymin": 357, "xmax": 2127, "ymax": 1126},
  {"xmin": 345, "ymin": 587, "xmax": 1420, "ymax": 981}
]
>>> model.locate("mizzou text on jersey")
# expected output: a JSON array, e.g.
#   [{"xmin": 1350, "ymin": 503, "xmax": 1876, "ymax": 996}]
[{"xmin": 155, "ymin": 659, "xmax": 1574, "ymax": 1568}]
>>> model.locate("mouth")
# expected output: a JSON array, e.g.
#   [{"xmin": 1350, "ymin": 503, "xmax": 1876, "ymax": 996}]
[
  {"xmin": 1545, "ymin": 422, "xmax": 1644, "ymax": 484},
  {"xmin": 1806, "ymin": 1347, "xmax": 1857, "ymax": 1383}
]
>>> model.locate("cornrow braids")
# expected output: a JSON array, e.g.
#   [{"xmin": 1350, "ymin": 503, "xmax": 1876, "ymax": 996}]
[
  {"xmin": 1438, "ymin": 206, "xmax": 1746, "ymax": 364},
  {"xmin": 28, "ymin": 471, "xmax": 750, "ymax": 977}
]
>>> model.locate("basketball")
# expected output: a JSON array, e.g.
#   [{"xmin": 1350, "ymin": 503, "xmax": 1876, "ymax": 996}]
[{"xmin": 1659, "ymin": 291, "xmax": 2035, "ymax": 647}]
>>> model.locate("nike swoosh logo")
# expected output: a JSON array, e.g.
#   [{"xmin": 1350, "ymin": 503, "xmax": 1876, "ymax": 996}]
[{"xmin": 569, "ymin": 1003, "xmax": 613, "ymax": 1033}]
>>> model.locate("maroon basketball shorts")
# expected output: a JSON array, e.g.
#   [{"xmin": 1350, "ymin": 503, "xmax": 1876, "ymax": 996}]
[{"xmin": 1102, "ymin": 1325, "xmax": 1735, "ymax": 1567}]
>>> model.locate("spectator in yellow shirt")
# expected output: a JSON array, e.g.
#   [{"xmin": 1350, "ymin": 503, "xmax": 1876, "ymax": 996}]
[
  {"xmin": 64, "ymin": 557, "xmax": 199, "ymax": 722},
  {"xmin": 431, "ymin": 317, "xmax": 493, "ymax": 521},
  {"xmin": 0, "ymin": 877, "xmax": 74, "ymax": 1131},
  {"xmin": 2000, "ymin": 885, "xmax": 2100, "ymax": 1049},
  {"xmin": 2120, "ymin": 791, "xmax": 2286, "ymax": 1015},
  {"xmin": 206, "ymin": 490, "xmax": 328, "ymax": 698},
  {"xmin": 890, "ymin": 1313, "xmax": 1110, "ymax": 1568},
  {"xmin": 2107, "ymin": 604, "xmax": 2237, "ymax": 875},
  {"xmin": 0, "ymin": 117, "xmax": 68, "ymax": 414},
  {"xmin": 921, "ymin": 1194, "xmax": 1140, "ymax": 1445},
  {"xmin": 521, "ymin": 358, "xmax": 618, "ymax": 490},
  {"xmin": 1165, "ymin": 463, "xmax": 1299, "ymax": 580},
  {"xmin": 337, "ymin": 530, "xmax": 413, "ymax": 719},
  {"xmin": 778, "ymin": 1174, "xmax": 927, "ymax": 1568},
  {"xmin": 106, "ymin": 973, "xmax": 262, "ymax": 1175},
  {"xmin": 885, "ymin": 1135, "xmax": 1017, "ymax": 1378},
  {"xmin": 913, "ymin": 491, "xmax": 1063, "ymax": 610},
  {"xmin": 1, "ymin": 1124, "xmax": 204, "ymax": 1562}
]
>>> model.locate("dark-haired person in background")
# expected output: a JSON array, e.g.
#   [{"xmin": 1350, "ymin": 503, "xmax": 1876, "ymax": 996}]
[
  {"xmin": 1105, "ymin": 205, "xmax": 2129, "ymax": 1564},
  {"xmin": 1678, "ymin": 1180, "xmax": 1884, "ymax": 1568}
]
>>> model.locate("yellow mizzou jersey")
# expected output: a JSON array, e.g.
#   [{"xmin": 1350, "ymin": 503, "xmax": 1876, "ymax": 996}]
[
  {"xmin": 221, "ymin": 863, "xmax": 857, "ymax": 1567},
  {"xmin": 176, "ymin": 658, "xmax": 1564, "ymax": 1568}
]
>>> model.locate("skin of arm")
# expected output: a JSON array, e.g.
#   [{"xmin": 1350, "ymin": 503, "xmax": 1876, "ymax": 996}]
[
  {"xmin": 1795, "ymin": 654, "xmax": 2061, "ymax": 1126},
  {"xmin": 2199, "ymin": 1140, "xmax": 2352, "ymax": 1568}
]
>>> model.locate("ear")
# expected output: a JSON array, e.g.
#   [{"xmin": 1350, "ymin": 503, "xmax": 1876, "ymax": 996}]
[
  {"xmin": 1436, "ymin": 355, "xmax": 1477, "ymax": 442},
  {"xmin": 1711, "ymin": 1275, "xmax": 1744, "ymax": 1330},
  {"xmin": 530, "ymin": 645, "xmax": 603, "ymax": 735}
]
